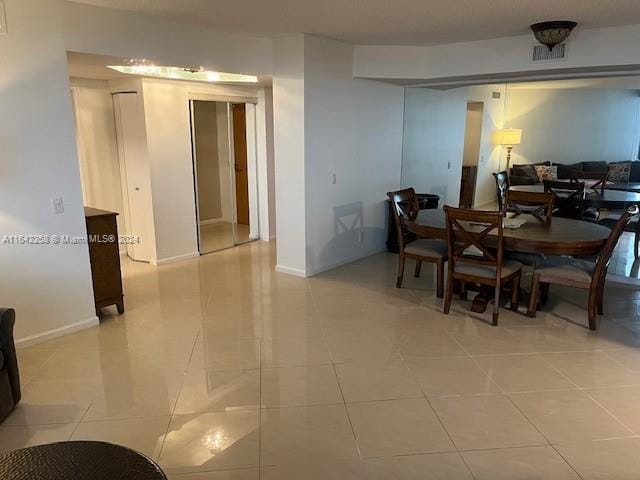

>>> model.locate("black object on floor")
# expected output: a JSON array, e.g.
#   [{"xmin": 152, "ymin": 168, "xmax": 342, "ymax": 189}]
[{"xmin": 0, "ymin": 441, "xmax": 167, "ymax": 480}]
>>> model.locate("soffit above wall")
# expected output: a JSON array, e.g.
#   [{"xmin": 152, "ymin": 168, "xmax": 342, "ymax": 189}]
[{"xmin": 67, "ymin": 0, "xmax": 640, "ymax": 46}]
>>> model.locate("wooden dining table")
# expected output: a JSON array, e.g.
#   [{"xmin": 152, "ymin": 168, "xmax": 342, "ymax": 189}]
[
  {"xmin": 509, "ymin": 184, "xmax": 640, "ymax": 209},
  {"xmin": 405, "ymin": 209, "xmax": 612, "ymax": 313},
  {"xmin": 405, "ymin": 209, "xmax": 612, "ymax": 256}
]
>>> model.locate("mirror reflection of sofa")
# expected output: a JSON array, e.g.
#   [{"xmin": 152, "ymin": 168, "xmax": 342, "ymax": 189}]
[{"xmin": 509, "ymin": 160, "xmax": 639, "ymax": 185}]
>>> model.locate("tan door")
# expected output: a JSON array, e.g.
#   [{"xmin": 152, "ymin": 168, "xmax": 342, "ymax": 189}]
[{"xmin": 232, "ymin": 104, "xmax": 250, "ymax": 226}]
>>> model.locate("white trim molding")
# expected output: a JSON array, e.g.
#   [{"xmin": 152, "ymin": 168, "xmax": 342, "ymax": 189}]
[
  {"xmin": 150, "ymin": 251, "xmax": 200, "ymax": 266},
  {"xmin": 16, "ymin": 316, "xmax": 99, "ymax": 348},
  {"xmin": 275, "ymin": 264, "xmax": 308, "ymax": 277}
]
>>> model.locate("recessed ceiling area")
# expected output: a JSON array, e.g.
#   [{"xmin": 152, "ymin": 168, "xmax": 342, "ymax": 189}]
[
  {"xmin": 68, "ymin": 0, "xmax": 640, "ymax": 46},
  {"xmin": 67, "ymin": 52, "xmax": 272, "ymax": 85}
]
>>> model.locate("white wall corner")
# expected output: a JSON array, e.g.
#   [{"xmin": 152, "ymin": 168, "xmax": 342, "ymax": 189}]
[{"xmin": 275, "ymin": 264, "xmax": 308, "ymax": 277}]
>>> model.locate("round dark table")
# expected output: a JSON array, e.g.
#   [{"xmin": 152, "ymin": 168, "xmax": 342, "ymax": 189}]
[
  {"xmin": 0, "ymin": 441, "xmax": 167, "ymax": 480},
  {"xmin": 405, "ymin": 209, "xmax": 611, "ymax": 256},
  {"xmin": 605, "ymin": 182, "xmax": 640, "ymax": 193},
  {"xmin": 509, "ymin": 184, "xmax": 640, "ymax": 209}
]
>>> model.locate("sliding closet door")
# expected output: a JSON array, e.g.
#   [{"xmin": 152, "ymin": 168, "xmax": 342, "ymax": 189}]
[
  {"xmin": 113, "ymin": 93, "xmax": 155, "ymax": 262},
  {"xmin": 191, "ymin": 100, "xmax": 236, "ymax": 254}
]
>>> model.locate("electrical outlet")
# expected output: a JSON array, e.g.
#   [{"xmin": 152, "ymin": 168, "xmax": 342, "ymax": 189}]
[
  {"xmin": 51, "ymin": 197, "xmax": 64, "ymax": 214},
  {"xmin": 0, "ymin": 1, "xmax": 7, "ymax": 36}
]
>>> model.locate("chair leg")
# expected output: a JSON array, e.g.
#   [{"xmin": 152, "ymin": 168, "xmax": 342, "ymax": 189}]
[
  {"xmin": 540, "ymin": 283, "xmax": 550, "ymax": 306},
  {"xmin": 527, "ymin": 273, "xmax": 540, "ymax": 318},
  {"xmin": 492, "ymin": 285, "xmax": 500, "ymax": 326},
  {"xmin": 635, "ymin": 227, "xmax": 640, "ymax": 259},
  {"xmin": 588, "ymin": 289, "xmax": 598, "ymax": 331},
  {"xmin": 597, "ymin": 281, "xmax": 605, "ymax": 315},
  {"xmin": 436, "ymin": 260, "xmax": 445, "ymax": 299},
  {"xmin": 511, "ymin": 275, "xmax": 520, "ymax": 311},
  {"xmin": 396, "ymin": 254, "xmax": 406, "ymax": 288},
  {"xmin": 443, "ymin": 275, "xmax": 454, "ymax": 314},
  {"xmin": 414, "ymin": 260, "xmax": 422, "ymax": 278},
  {"xmin": 460, "ymin": 280, "xmax": 468, "ymax": 300}
]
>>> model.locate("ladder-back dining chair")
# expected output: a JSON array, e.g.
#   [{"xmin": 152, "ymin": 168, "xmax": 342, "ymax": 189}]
[
  {"xmin": 505, "ymin": 190, "xmax": 555, "ymax": 226},
  {"xmin": 493, "ymin": 171, "xmax": 510, "ymax": 212},
  {"xmin": 387, "ymin": 189, "xmax": 448, "ymax": 297},
  {"xmin": 527, "ymin": 205, "xmax": 638, "ymax": 330},
  {"xmin": 443, "ymin": 206, "xmax": 523, "ymax": 325}
]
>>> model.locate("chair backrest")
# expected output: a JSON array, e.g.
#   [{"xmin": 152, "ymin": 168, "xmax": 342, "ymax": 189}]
[
  {"xmin": 444, "ymin": 206, "xmax": 505, "ymax": 278},
  {"xmin": 543, "ymin": 179, "xmax": 586, "ymax": 219},
  {"xmin": 493, "ymin": 171, "xmax": 510, "ymax": 211},
  {"xmin": 387, "ymin": 188, "xmax": 419, "ymax": 250},
  {"xmin": 592, "ymin": 205, "xmax": 639, "ymax": 288},
  {"xmin": 570, "ymin": 170, "xmax": 608, "ymax": 194},
  {"xmin": 505, "ymin": 190, "xmax": 555, "ymax": 226}
]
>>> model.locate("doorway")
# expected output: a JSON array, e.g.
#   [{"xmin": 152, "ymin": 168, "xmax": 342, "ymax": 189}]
[
  {"xmin": 190, "ymin": 100, "xmax": 259, "ymax": 254},
  {"xmin": 459, "ymin": 101, "xmax": 483, "ymax": 208}
]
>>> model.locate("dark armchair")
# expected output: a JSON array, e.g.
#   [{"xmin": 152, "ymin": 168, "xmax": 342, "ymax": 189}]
[{"xmin": 0, "ymin": 308, "xmax": 20, "ymax": 422}]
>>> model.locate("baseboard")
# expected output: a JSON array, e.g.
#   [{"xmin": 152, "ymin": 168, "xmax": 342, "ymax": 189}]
[
  {"xmin": 151, "ymin": 252, "xmax": 200, "ymax": 266},
  {"xmin": 275, "ymin": 264, "xmax": 308, "ymax": 277},
  {"xmin": 261, "ymin": 236, "xmax": 276, "ymax": 242},
  {"xmin": 16, "ymin": 315, "xmax": 99, "ymax": 348},
  {"xmin": 199, "ymin": 218, "xmax": 226, "ymax": 226},
  {"xmin": 305, "ymin": 246, "xmax": 386, "ymax": 277}
]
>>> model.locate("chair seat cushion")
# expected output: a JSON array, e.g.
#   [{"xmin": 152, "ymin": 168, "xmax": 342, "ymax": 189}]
[
  {"xmin": 405, "ymin": 239, "xmax": 447, "ymax": 258},
  {"xmin": 455, "ymin": 259, "xmax": 523, "ymax": 279},
  {"xmin": 536, "ymin": 256, "xmax": 595, "ymax": 284}
]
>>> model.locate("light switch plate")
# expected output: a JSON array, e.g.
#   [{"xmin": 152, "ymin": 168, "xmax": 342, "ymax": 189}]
[
  {"xmin": 51, "ymin": 197, "xmax": 64, "ymax": 215},
  {"xmin": 0, "ymin": 1, "xmax": 7, "ymax": 36}
]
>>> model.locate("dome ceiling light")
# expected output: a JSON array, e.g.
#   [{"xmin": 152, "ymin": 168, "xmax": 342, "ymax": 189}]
[{"xmin": 530, "ymin": 21, "xmax": 577, "ymax": 51}]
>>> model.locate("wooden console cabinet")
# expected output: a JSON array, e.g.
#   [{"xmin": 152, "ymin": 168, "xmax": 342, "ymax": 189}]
[{"xmin": 84, "ymin": 207, "xmax": 124, "ymax": 314}]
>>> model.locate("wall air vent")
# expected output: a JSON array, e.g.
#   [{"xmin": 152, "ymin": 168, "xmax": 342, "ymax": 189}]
[{"xmin": 531, "ymin": 43, "xmax": 566, "ymax": 62}]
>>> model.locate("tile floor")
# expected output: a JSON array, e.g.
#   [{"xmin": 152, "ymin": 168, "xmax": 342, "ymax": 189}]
[{"xmin": 7, "ymin": 241, "xmax": 640, "ymax": 479}]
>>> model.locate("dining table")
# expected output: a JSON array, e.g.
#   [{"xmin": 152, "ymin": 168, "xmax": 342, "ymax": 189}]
[
  {"xmin": 404, "ymin": 209, "xmax": 612, "ymax": 313},
  {"xmin": 605, "ymin": 182, "xmax": 640, "ymax": 193}
]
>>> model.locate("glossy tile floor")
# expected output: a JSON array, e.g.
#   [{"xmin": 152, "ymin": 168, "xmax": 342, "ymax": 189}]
[{"xmin": 8, "ymin": 241, "xmax": 640, "ymax": 479}]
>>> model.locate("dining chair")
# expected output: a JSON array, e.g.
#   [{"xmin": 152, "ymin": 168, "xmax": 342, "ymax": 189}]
[
  {"xmin": 527, "ymin": 205, "xmax": 638, "ymax": 330},
  {"xmin": 505, "ymin": 190, "xmax": 555, "ymax": 226},
  {"xmin": 387, "ymin": 189, "xmax": 447, "ymax": 297},
  {"xmin": 569, "ymin": 170, "xmax": 608, "ymax": 194},
  {"xmin": 599, "ymin": 211, "xmax": 640, "ymax": 258},
  {"xmin": 543, "ymin": 179, "xmax": 597, "ymax": 221},
  {"xmin": 443, "ymin": 206, "xmax": 523, "ymax": 326},
  {"xmin": 493, "ymin": 171, "xmax": 510, "ymax": 211}
]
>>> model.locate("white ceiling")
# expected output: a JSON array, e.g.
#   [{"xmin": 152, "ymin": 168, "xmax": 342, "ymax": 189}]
[{"xmin": 68, "ymin": 0, "xmax": 640, "ymax": 45}]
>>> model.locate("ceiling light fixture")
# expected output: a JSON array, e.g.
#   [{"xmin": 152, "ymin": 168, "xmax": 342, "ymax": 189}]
[
  {"xmin": 107, "ymin": 65, "xmax": 258, "ymax": 84},
  {"xmin": 530, "ymin": 21, "xmax": 577, "ymax": 51}
]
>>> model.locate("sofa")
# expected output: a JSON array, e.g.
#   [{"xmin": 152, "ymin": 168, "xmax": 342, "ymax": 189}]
[
  {"xmin": 0, "ymin": 308, "xmax": 20, "ymax": 422},
  {"xmin": 509, "ymin": 160, "xmax": 640, "ymax": 185}
]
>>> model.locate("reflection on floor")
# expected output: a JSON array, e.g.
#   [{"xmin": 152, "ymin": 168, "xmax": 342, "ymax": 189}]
[
  {"xmin": 199, "ymin": 222, "xmax": 250, "ymax": 253},
  {"xmin": 610, "ymin": 231, "xmax": 640, "ymax": 279},
  {"xmin": 8, "ymin": 242, "xmax": 640, "ymax": 479}
]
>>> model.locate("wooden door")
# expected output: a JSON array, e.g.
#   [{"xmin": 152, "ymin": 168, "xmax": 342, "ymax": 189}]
[{"xmin": 232, "ymin": 104, "xmax": 250, "ymax": 225}]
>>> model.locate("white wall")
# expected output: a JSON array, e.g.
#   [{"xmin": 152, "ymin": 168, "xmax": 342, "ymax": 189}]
[
  {"xmin": 0, "ymin": 0, "xmax": 97, "ymax": 343},
  {"xmin": 354, "ymin": 24, "xmax": 640, "ymax": 85},
  {"xmin": 273, "ymin": 36, "xmax": 307, "ymax": 276},
  {"xmin": 256, "ymin": 88, "xmax": 276, "ymax": 241},
  {"xmin": 304, "ymin": 35, "xmax": 404, "ymax": 275},
  {"xmin": 401, "ymin": 88, "xmax": 467, "ymax": 206},
  {"xmin": 504, "ymin": 87, "xmax": 640, "ymax": 165},
  {"xmin": 71, "ymin": 79, "xmax": 127, "ymax": 243},
  {"xmin": 467, "ymin": 84, "xmax": 506, "ymax": 207}
]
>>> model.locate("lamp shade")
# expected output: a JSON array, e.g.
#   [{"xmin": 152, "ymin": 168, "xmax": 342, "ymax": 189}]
[{"xmin": 494, "ymin": 129, "xmax": 522, "ymax": 146}]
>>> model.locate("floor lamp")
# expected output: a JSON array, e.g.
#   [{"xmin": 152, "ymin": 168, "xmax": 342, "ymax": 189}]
[{"xmin": 495, "ymin": 129, "xmax": 522, "ymax": 170}]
